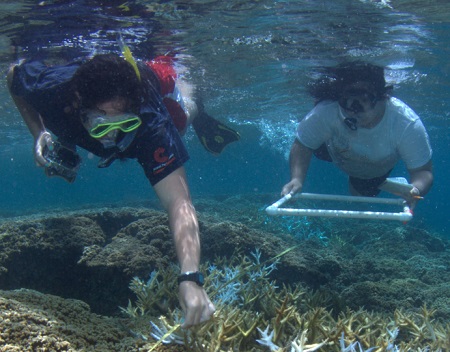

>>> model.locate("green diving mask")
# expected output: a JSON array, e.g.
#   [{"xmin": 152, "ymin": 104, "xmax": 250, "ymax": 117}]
[{"xmin": 86, "ymin": 113, "xmax": 142, "ymax": 139}]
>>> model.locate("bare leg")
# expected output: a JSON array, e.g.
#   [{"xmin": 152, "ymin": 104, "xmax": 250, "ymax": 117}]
[
  {"xmin": 174, "ymin": 79, "xmax": 198, "ymax": 135},
  {"xmin": 173, "ymin": 65, "xmax": 240, "ymax": 155}
]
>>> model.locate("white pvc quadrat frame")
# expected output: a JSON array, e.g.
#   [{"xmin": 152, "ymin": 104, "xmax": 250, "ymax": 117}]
[{"xmin": 265, "ymin": 193, "xmax": 413, "ymax": 222}]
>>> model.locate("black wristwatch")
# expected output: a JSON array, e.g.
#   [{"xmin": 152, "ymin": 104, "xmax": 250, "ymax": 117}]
[{"xmin": 178, "ymin": 271, "xmax": 205, "ymax": 287}]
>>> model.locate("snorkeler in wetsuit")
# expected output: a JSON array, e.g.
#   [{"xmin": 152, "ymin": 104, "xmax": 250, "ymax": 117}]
[{"xmin": 8, "ymin": 53, "xmax": 217, "ymax": 327}]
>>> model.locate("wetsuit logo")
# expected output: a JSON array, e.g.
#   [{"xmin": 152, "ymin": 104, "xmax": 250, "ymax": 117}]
[
  {"xmin": 154, "ymin": 147, "xmax": 169, "ymax": 163},
  {"xmin": 153, "ymin": 147, "xmax": 176, "ymax": 174}
]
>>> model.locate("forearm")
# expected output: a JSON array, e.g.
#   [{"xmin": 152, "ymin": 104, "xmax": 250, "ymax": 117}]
[
  {"xmin": 154, "ymin": 168, "xmax": 214, "ymax": 327},
  {"xmin": 409, "ymin": 164, "xmax": 433, "ymax": 196},
  {"xmin": 13, "ymin": 96, "xmax": 45, "ymax": 139},
  {"xmin": 154, "ymin": 168, "xmax": 201, "ymax": 273},
  {"xmin": 7, "ymin": 67, "xmax": 45, "ymax": 139},
  {"xmin": 289, "ymin": 139, "xmax": 313, "ymax": 184},
  {"xmin": 169, "ymin": 199, "xmax": 201, "ymax": 273}
]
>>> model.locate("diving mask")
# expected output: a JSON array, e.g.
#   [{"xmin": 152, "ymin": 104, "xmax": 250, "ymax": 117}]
[
  {"xmin": 83, "ymin": 110, "xmax": 142, "ymax": 139},
  {"xmin": 338, "ymin": 88, "xmax": 378, "ymax": 114}
]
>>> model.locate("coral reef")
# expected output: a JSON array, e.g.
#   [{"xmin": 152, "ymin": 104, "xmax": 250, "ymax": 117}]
[
  {"xmin": 121, "ymin": 252, "xmax": 449, "ymax": 351},
  {"xmin": 0, "ymin": 208, "xmax": 177, "ymax": 315},
  {"xmin": 0, "ymin": 194, "xmax": 448, "ymax": 350},
  {"xmin": 0, "ymin": 289, "xmax": 135, "ymax": 351}
]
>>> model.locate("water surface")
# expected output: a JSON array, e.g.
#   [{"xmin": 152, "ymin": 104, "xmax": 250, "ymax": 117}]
[{"xmin": 0, "ymin": 0, "xmax": 448, "ymax": 234}]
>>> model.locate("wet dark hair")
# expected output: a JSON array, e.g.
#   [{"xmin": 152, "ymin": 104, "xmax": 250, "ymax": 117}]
[
  {"xmin": 307, "ymin": 61, "xmax": 392, "ymax": 103},
  {"xmin": 72, "ymin": 54, "xmax": 142, "ymax": 112}
]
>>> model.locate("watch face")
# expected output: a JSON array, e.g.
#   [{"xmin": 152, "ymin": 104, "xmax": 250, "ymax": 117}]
[{"xmin": 197, "ymin": 272, "xmax": 205, "ymax": 286}]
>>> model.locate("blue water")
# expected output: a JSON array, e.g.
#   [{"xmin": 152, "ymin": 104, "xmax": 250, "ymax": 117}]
[{"xmin": 0, "ymin": 0, "xmax": 448, "ymax": 234}]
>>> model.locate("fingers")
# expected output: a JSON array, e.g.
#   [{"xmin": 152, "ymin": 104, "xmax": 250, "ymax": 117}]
[
  {"xmin": 179, "ymin": 282, "xmax": 215, "ymax": 329},
  {"xmin": 281, "ymin": 180, "xmax": 301, "ymax": 196},
  {"xmin": 200, "ymin": 301, "xmax": 215, "ymax": 323},
  {"xmin": 409, "ymin": 186, "xmax": 421, "ymax": 198},
  {"xmin": 182, "ymin": 296, "xmax": 215, "ymax": 329},
  {"xmin": 281, "ymin": 183, "xmax": 291, "ymax": 196},
  {"xmin": 35, "ymin": 131, "xmax": 53, "ymax": 167},
  {"xmin": 406, "ymin": 186, "xmax": 421, "ymax": 210},
  {"xmin": 44, "ymin": 133, "xmax": 54, "ymax": 150},
  {"xmin": 182, "ymin": 304, "xmax": 200, "ymax": 329},
  {"xmin": 281, "ymin": 183, "xmax": 293, "ymax": 196}
]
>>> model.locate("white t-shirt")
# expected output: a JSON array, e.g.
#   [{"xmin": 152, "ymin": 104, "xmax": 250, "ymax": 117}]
[{"xmin": 297, "ymin": 98, "xmax": 432, "ymax": 179}]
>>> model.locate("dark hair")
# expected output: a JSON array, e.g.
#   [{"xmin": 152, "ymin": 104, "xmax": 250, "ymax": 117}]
[
  {"xmin": 72, "ymin": 54, "xmax": 142, "ymax": 112},
  {"xmin": 307, "ymin": 61, "xmax": 392, "ymax": 102}
]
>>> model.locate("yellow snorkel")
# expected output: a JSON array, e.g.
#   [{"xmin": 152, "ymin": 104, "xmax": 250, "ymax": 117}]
[{"xmin": 117, "ymin": 34, "xmax": 141, "ymax": 81}]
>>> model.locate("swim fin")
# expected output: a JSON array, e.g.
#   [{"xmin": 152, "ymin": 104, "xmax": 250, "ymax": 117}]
[{"xmin": 192, "ymin": 110, "xmax": 240, "ymax": 155}]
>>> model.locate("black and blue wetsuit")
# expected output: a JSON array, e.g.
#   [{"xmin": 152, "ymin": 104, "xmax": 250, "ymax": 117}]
[{"xmin": 10, "ymin": 60, "xmax": 189, "ymax": 186}]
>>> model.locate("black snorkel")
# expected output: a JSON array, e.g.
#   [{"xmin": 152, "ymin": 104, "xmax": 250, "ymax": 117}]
[{"xmin": 338, "ymin": 88, "xmax": 381, "ymax": 131}]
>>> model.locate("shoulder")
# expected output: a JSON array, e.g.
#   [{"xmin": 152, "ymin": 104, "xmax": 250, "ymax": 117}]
[
  {"xmin": 296, "ymin": 100, "xmax": 339, "ymax": 148},
  {"xmin": 139, "ymin": 61, "xmax": 160, "ymax": 85},
  {"xmin": 302, "ymin": 100, "xmax": 339, "ymax": 123},
  {"xmin": 16, "ymin": 59, "xmax": 83, "ymax": 76},
  {"xmin": 385, "ymin": 97, "xmax": 420, "ymax": 123},
  {"xmin": 313, "ymin": 100, "xmax": 339, "ymax": 112},
  {"xmin": 384, "ymin": 97, "xmax": 429, "ymax": 135},
  {"xmin": 137, "ymin": 61, "xmax": 163, "ymax": 106},
  {"xmin": 385, "ymin": 98, "xmax": 429, "ymax": 145},
  {"xmin": 11, "ymin": 59, "xmax": 83, "ymax": 95}
]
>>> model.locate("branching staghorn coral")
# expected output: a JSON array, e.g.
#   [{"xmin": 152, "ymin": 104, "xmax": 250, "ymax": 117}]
[
  {"xmin": 394, "ymin": 306, "xmax": 450, "ymax": 350},
  {"xmin": 120, "ymin": 267, "xmax": 179, "ymax": 319},
  {"xmin": 121, "ymin": 249, "xmax": 450, "ymax": 352}
]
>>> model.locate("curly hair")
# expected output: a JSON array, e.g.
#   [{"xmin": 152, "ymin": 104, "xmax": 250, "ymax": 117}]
[
  {"xmin": 307, "ymin": 61, "xmax": 392, "ymax": 103},
  {"xmin": 72, "ymin": 54, "xmax": 142, "ymax": 113}
]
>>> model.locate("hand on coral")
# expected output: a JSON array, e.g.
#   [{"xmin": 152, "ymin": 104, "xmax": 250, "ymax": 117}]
[{"xmin": 179, "ymin": 281, "xmax": 215, "ymax": 328}]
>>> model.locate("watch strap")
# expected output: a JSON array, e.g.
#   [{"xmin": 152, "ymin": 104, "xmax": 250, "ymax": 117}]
[{"xmin": 178, "ymin": 271, "xmax": 205, "ymax": 286}]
